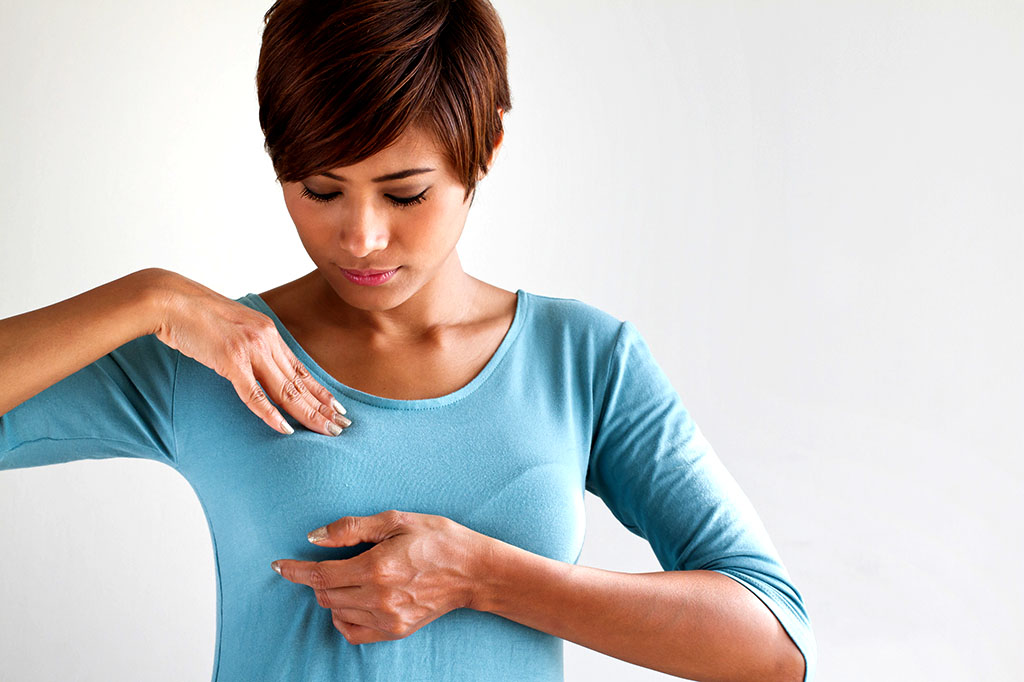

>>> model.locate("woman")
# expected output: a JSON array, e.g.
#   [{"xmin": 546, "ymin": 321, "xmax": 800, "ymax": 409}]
[{"xmin": 0, "ymin": 0, "xmax": 816, "ymax": 680}]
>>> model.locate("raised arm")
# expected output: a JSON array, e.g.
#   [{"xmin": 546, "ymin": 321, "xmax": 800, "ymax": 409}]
[
  {"xmin": 1, "ymin": 267, "xmax": 350, "ymax": 465},
  {"xmin": 0, "ymin": 268, "xmax": 166, "ymax": 416}
]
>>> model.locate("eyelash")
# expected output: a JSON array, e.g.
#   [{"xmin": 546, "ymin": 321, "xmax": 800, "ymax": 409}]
[{"xmin": 300, "ymin": 186, "xmax": 429, "ymax": 208}]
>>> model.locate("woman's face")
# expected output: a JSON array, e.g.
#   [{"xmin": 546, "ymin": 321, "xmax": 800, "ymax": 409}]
[{"xmin": 281, "ymin": 124, "xmax": 489, "ymax": 311}]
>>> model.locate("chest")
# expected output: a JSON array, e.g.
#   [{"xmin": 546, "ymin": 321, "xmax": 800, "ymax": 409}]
[
  {"xmin": 176, "ymin": 373, "xmax": 591, "ymax": 573},
  {"xmin": 296, "ymin": 326, "xmax": 509, "ymax": 402},
  {"xmin": 314, "ymin": 347, "xmax": 492, "ymax": 401},
  {"xmin": 257, "ymin": 284, "xmax": 517, "ymax": 401},
  {"xmin": 172, "ymin": 308, "xmax": 600, "ymax": 585}
]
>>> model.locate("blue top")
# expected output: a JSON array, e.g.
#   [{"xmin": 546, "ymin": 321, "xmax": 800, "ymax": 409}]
[{"xmin": 1, "ymin": 288, "xmax": 816, "ymax": 681}]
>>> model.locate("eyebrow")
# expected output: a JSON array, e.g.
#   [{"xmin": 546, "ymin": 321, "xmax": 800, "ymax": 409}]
[{"xmin": 319, "ymin": 167, "xmax": 436, "ymax": 183}]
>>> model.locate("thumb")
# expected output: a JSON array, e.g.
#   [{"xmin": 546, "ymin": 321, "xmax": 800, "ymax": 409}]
[{"xmin": 307, "ymin": 510, "xmax": 406, "ymax": 546}]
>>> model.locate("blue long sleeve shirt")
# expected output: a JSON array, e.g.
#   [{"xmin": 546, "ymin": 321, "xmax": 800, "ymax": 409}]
[{"xmin": 1, "ymin": 288, "xmax": 817, "ymax": 681}]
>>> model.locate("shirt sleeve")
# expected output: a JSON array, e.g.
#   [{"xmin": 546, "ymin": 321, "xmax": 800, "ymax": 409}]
[
  {"xmin": 0, "ymin": 333, "xmax": 180, "ymax": 470},
  {"xmin": 586, "ymin": 320, "xmax": 817, "ymax": 682}
]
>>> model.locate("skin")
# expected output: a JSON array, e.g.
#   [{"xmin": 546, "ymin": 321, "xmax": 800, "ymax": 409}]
[
  {"xmin": 260, "ymin": 115, "xmax": 517, "ymax": 401},
  {"xmin": 265, "ymin": 115, "xmax": 806, "ymax": 681},
  {"xmin": 273, "ymin": 511, "xmax": 806, "ymax": 682}
]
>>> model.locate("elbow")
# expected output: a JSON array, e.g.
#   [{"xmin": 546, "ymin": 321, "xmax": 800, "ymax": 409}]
[{"xmin": 772, "ymin": 637, "xmax": 806, "ymax": 682}]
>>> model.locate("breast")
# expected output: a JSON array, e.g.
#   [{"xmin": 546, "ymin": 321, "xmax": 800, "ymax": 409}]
[{"xmin": 175, "ymin": 372, "xmax": 589, "ymax": 572}]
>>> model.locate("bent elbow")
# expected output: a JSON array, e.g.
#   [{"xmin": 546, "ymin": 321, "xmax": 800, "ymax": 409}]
[{"xmin": 772, "ymin": 635, "xmax": 807, "ymax": 682}]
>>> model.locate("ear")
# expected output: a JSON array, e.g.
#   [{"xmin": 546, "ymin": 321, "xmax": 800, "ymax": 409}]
[
  {"xmin": 492, "ymin": 128, "xmax": 505, "ymax": 161},
  {"xmin": 478, "ymin": 110, "xmax": 506, "ymax": 182},
  {"xmin": 494, "ymin": 107, "xmax": 505, "ymax": 155}
]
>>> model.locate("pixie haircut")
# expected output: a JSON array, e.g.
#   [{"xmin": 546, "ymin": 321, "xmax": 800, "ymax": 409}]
[{"xmin": 257, "ymin": 0, "xmax": 512, "ymax": 203}]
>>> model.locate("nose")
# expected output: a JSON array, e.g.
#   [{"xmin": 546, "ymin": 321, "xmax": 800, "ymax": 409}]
[{"xmin": 339, "ymin": 202, "xmax": 390, "ymax": 258}]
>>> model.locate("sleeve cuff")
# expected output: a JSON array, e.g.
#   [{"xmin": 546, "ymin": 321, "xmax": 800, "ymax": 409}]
[{"xmin": 711, "ymin": 568, "xmax": 818, "ymax": 682}]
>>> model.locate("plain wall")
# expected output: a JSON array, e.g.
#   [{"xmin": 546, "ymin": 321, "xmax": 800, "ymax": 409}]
[{"xmin": 1, "ymin": 1, "xmax": 1021, "ymax": 680}]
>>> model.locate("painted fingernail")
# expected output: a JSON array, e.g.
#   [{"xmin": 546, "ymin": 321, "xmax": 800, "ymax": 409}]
[
  {"xmin": 331, "ymin": 398, "xmax": 347, "ymax": 415},
  {"xmin": 308, "ymin": 526, "xmax": 328, "ymax": 543},
  {"xmin": 271, "ymin": 560, "xmax": 282, "ymax": 575},
  {"xmin": 327, "ymin": 422, "xmax": 342, "ymax": 436},
  {"xmin": 280, "ymin": 419, "xmax": 294, "ymax": 435},
  {"xmin": 332, "ymin": 412, "xmax": 352, "ymax": 428}
]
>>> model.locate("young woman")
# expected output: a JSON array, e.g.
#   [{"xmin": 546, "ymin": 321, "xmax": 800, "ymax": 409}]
[{"xmin": 0, "ymin": 1, "xmax": 816, "ymax": 680}]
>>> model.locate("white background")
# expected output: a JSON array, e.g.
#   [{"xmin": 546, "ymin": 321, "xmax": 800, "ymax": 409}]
[{"xmin": 1, "ymin": 1, "xmax": 1022, "ymax": 680}]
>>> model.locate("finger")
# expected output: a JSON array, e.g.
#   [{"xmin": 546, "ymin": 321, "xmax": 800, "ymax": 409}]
[
  {"xmin": 329, "ymin": 606, "xmax": 374, "ymax": 626},
  {"xmin": 269, "ymin": 341, "xmax": 351, "ymax": 432},
  {"xmin": 229, "ymin": 367, "xmax": 294, "ymax": 435},
  {"xmin": 258, "ymin": 351, "xmax": 333, "ymax": 435},
  {"xmin": 332, "ymin": 611, "xmax": 394, "ymax": 643},
  {"xmin": 309, "ymin": 510, "xmax": 406, "ymax": 547},
  {"xmin": 274, "ymin": 342, "xmax": 348, "ymax": 417},
  {"xmin": 273, "ymin": 559, "xmax": 350, "ymax": 590},
  {"xmin": 271, "ymin": 559, "xmax": 314, "ymax": 586},
  {"xmin": 328, "ymin": 605, "xmax": 380, "ymax": 630},
  {"xmin": 254, "ymin": 347, "xmax": 343, "ymax": 437},
  {"xmin": 313, "ymin": 584, "xmax": 372, "ymax": 610}
]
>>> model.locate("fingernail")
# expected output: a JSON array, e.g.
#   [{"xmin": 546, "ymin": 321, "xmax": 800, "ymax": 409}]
[
  {"xmin": 271, "ymin": 560, "xmax": 282, "ymax": 575},
  {"xmin": 280, "ymin": 419, "xmax": 294, "ymax": 435},
  {"xmin": 308, "ymin": 526, "xmax": 328, "ymax": 543},
  {"xmin": 327, "ymin": 422, "xmax": 342, "ymax": 436},
  {"xmin": 331, "ymin": 412, "xmax": 352, "ymax": 428},
  {"xmin": 331, "ymin": 398, "xmax": 347, "ymax": 415}
]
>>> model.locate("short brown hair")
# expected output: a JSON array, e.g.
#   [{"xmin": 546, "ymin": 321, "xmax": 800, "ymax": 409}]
[{"xmin": 256, "ymin": 0, "xmax": 512, "ymax": 203}]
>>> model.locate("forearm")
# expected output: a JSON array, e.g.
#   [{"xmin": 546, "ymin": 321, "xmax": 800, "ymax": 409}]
[
  {"xmin": 469, "ymin": 538, "xmax": 805, "ymax": 682},
  {"xmin": 0, "ymin": 267, "xmax": 168, "ymax": 415}
]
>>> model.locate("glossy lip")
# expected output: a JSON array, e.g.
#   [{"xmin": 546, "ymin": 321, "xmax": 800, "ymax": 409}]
[{"xmin": 339, "ymin": 266, "xmax": 400, "ymax": 286}]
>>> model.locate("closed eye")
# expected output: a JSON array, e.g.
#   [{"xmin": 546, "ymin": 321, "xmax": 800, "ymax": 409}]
[{"xmin": 300, "ymin": 186, "xmax": 430, "ymax": 208}]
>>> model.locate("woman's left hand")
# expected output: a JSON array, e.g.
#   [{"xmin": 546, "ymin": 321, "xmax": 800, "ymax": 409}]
[{"xmin": 271, "ymin": 510, "xmax": 492, "ymax": 644}]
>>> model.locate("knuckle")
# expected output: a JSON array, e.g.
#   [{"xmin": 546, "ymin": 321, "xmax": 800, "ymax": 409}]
[
  {"xmin": 370, "ymin": 558, "xmax": 397, "ymax": 583},
  {"xmin": 256, "ymin": 316, "xmax": 278, "ymax": 335},
  {"xmin": 339, "ymin": 516, "xmax": 360, "ymax": 535},
  {"xmin": 291, "ymin": 369, "xmax": 310, "ymax": 391},
  {"xmin": 301, "ymin": 399, "xmax": 323, "ymax": 422},
  {"xmin": 226, "ymin": 339, "xmax": 250, "ymax": 365},
  {"xmin": 380, "ymin": 591, "xmax": 404, "ymax": 614},
  {"xmin": 245, "ymin": 320, "xmax": 275, "ymax": 343},
  {"xmin": 240, "ymin": 332, "xmax": 267, "ymax": 356},
  {"xmin": 310, "ymin": 402, "xmax": 330, "ymax": 424},
  {"xmin": 247, "ymin": 382, "xmax": 268, "ymax": 405},
  {"xmin": 292, "ymin": 361, "xmax": 312, "ymax": 381},
  {"xmin": 279, "ymin": 376, "xmax": 304, "ymax": 403},
  {"xmin": 308, "ymin": 565, "xmax": 331, "ymax": 591},
  {"xmin": 378, "ymin": 610, "xmax": 410, "ymax": 636}
]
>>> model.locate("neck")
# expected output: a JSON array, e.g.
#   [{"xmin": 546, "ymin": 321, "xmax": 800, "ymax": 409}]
[{"xmin": 310, "ymin": 250, "xmax": 482, "ymax": 343}]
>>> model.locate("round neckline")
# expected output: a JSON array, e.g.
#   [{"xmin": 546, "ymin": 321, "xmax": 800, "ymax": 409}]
[{"xmin": 243, "ymin": 288, "xmax": 529, "ymax": 411}]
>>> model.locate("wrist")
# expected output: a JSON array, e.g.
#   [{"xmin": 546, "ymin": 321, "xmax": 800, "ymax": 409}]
[
  {"xmin": 464, "ymin": 530, "xmax": 507, "ymax": 613},
  {"xmin": 465, "ymin": 534, "xmax": 581, "ymax": 624},
  {"xmin": 464, "ymin": 533, "xmax": 566, "ymax": 616},
  {"xmin": 130, "ymin": 267, "xmax": 179, "ymax": 338}
]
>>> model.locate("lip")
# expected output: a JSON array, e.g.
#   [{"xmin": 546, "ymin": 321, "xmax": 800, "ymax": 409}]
[
  {"xmin": 342, "ymin": 268, "xmax": 398, "ymax": 276},
  {"xmin": 339, "ymin": 266, "xmax": 400, "ymax": 286}
]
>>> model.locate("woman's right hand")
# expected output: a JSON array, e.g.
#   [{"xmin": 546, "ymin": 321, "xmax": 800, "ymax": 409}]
[{"xmin": 144, "ymin": 269, "xmax": 350, "ymax": 436}]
